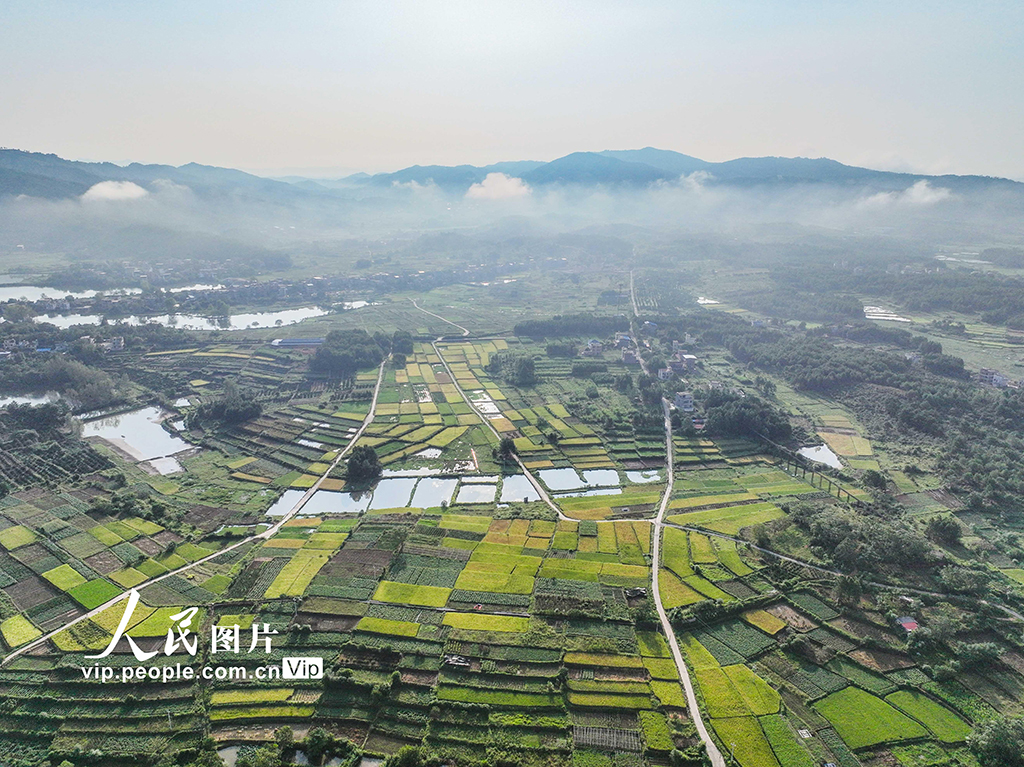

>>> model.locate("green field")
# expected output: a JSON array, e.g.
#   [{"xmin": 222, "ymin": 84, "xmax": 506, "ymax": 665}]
[
  {"xmin": 372, "ymin": 580, "xmax": 452, "ymax": 607},
  {"xmin": 885, "ymin": 690, "xmax": 971, "ymax": 743},
  {"xmin": 442, "ymin": 612, "xmax": 530, "ymax": 632},
  {"xmin": 815, "ymin": 687, "xmax": 928, "ymax": 749}
]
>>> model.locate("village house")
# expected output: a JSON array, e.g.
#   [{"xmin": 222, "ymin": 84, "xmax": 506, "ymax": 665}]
[{"xmin": 674, "ymin": 391, "xmax": 694, "ymax": 412}]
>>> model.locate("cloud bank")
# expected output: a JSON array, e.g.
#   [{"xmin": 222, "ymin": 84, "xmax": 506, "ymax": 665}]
[
  {"xmin": 466, "ymin": 173, "xmax": 531, "ymax": 200},
  {"xmin": 82, "ymin": 180, "xmax": 150, "ymax": 201},
  {"xmin": 858, "ymin": 180, "xmax": 953, "ymax": 209}
]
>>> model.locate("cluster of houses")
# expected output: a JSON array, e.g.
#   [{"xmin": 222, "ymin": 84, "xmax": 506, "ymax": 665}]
[
  {"xmin": 0, "ymin": 335, "xmax": 124, "ymax": 359},
  {"xmin": 979, "ymin": 367, "xmax": 1017, "ymax": 388}
]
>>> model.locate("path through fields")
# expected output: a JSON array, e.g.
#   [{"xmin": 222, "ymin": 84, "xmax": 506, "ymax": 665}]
[{"xmin": 0, "ymin": 358, "xmax": 390, "ymax": 666}]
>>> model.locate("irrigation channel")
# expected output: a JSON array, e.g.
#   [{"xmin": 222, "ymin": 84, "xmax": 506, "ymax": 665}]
[{"xmin": 0, "ymin": 358, "xmax": 390, "ymax": 666}]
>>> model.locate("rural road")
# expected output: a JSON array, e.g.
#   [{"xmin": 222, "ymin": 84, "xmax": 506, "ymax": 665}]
[
  {"xmin": 410, "ymin": 298, "xmax": 471, "ymax": 338},
  {"xmin": 429, "ymin": 338, "xmax": 571, "ymax": 521},
  {"xmin": 651, "ymin": 398, "xmax": 726, "ymax": 767},
  {"xmin": 1, "ymin": 358, "xmax": 390, "ymax": 667}
]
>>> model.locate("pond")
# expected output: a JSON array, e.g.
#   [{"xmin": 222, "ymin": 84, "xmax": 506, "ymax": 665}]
[
  {"xmin": 265, "ymin": 488, "xmax": 373, "ymax": 517},
  {"xmin": 0, "ymin": 392, "xmax": 59, "ymax": 408},
  {"xmin": 34, "ymin": 306, "xmax": 328, "ymax": 330},
  {"xmin": 798, "ymin": 444, "xmax": 843, "ymax": 470},
  {"xmin": 555, "ymin": 487, "xmax": 623, "ymax": 498},
  {"xmin": 80, "ymin": 406, "xmax": 190, "ymax": 461},
  {"xmin": 368, "ymin": 478, "xmax": 417, "ymax": 510},
  {"xmin": 456, "ymin": 484, "xmax": 497, "ymax": 504},
  {"xmin": 499, "ymin": 474, "xmax": 541, "ymax": 503},
  {"xmin": 537, "ymin": 468, "xmax": 587, "ymax": 491},
  {"xmin": 0, "ymin": 285, "xmax": 140, "ymax": 302},
  {"xmin": 145, "ymin": 457, "xmax": 184, "ymax": 475},
  {"xmin": 626, "ymin": 470, "xmax": 662, "ymax": 484},
  {"xmin": 581, "ymin": 469, "xmax": 620, "ymax": 487},
  {"xmin": 410, "ymin": 478, "xmax": 458, "ymax": 507}
]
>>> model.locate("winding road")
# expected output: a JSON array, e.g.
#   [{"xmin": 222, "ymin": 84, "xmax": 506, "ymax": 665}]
[{"xmin": 652, "ymin": 398, "xmax": 726, "ymax": 767}]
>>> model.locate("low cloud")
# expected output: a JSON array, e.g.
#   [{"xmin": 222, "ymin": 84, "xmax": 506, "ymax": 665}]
[
  {"xmin": 466, "ymin": 172, "xmax": 531, "ymax": 200},
  {"xmin": 82, "ymin": 180, "xmax": 150, "ymax": 201},
  {"xmin": 858, "ymin": 180, "xmax": 953, "ymax": 209}
]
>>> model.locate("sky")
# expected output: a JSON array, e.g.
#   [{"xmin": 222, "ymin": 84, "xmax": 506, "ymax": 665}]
[{"xmin": 1, "ymin": 1, "xmax": 1022, "ymax": 179}]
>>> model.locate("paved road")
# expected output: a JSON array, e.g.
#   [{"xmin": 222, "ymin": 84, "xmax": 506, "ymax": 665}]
[
  {"xmin": 429, "ymin": 338, "xmax": 572, "ymax": 521},
  {"xmin": 410, "ymin": 298, "xmax": 470, "ymax": 338},
  {"xmin": 651, "ymin": 398, "xmax": 726, "ymax": 767},
  {"xmin": 0, "ymin": 358, "xmax": 390, "ymax": 667}
]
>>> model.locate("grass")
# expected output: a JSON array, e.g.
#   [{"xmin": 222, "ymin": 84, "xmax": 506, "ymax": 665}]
[
  {"xmin": 438, "ymin": 685, "xmax": 561, "ymax": 708},
  {"xmin": 0, "ymin": 525, "xmax": 37, "ymax": 550},
  {"xmin": 661, "ymin": 527, "xmax": 693, "ymax": 577},
  {"xmin": 643, "ymin": 657, "xmax": 680, "ymax": 679},
  {"xmin": 564, "ymin": 652, "xmax": 645, "ymax": 668},
  {"xmin": 668, "ymin": 501, "xmax": 784, "ymax": 535},
  {"xmin": 211, "ymin": 688, "xmax": 294, "ymax": 705},
  {"xmin": 568, "ymin": 692, "xmax": 655, "ymax": 709},
  {"xmin": 814, "ymin": 687, "xmax": 927, "ymax": 749},
  {"xmin": 264, "ymin": 551, "xmax": 330, "ymax": 598},
  {"xmin": 695, "ymin": 667, "xmax": 750, "ymax": 718},
  {"xmin": 69, "ymin": 579, "xmax": 122, "ymax": 610},
  {"xmin": 724, "ymin": 664, "xmax": 781, "ymax": 715},
  {"xmin": 742, "ymin": 608, "xmax": 786, "ymax": 635},
  {"xmin": 637, "ymin": 630, "xmax": 672, "ymax": 658},
  {"xmin": 0, "ymin": 615, "xmax": 41, "ymax": 647},
  {"xmin": 42, "ymin": 564, "xmax": 88, "ymax": 591},
  {"xmin": 711, "ymin": 716, "xmax": 780, "ymax": 767},
  {"xmin": 373, "ymin": 580, "xmax": 452, "ymax": 608},
  {"xmin": 885, "ymin": 690, "xmax": 971, "ymax": 743},
  {"xmin": 639, "ymin": 710, "xmax": 674, "ymax": 751},
  {"xmin": 759, "ymin": 715, "xmax": 815, "ymax": 767},
  {"xmin": 87, "ymin": 525, "xmax": 124, "ymax": 546},
  {"xmin": 356, "ymin": 617, "xmax": 420, "ymax": 637},
  {"xmin": 659, "ymin": 569, "xmax": 704, "ymax": 609},
  {"xmin": 442, "ymin": 612, "xmax": 529, "ymax": 632},
  {"xmin": 109, "ymin": 568, "xmax": 149, "ymax": 588},
  {"xmin": 650, "ymin": 681, "xmax": 687, "ymax": 708},
  {"xmin": 210, "ymin": 705, "xmax": 315, "ymax": 721}
]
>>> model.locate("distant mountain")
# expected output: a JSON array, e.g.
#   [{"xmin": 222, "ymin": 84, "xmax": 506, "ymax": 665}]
[
  {"xmin": 1, "ymin": 147, "xmax": 1021, "ymax": 201},
  {"xmin": 0, "ymin": 149, "xmax": 309, "ymax": 201},
  {"xmin": 598, "ymin": 147, "xmax": 711, "ymax": 176},
  {"xmin": 520, "ymin": 152, "xmax": 671, "ymax": 186},
  {"xmin": 358, "ymin": 148, "xmax": 1022, "ymax": 193},
  {"xmin": 364, "ymin": 160, "xmax": 546, "ymax": 190}
]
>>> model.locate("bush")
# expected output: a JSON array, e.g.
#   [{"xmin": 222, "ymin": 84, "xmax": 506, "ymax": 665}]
[{"xmin": 346, "ymin": 445, "xmax": 382, "ymax": 482}]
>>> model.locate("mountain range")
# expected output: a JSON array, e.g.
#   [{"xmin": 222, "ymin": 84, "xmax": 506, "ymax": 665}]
[{"xmin": 0, "ymin": 147, "xmax": 1020, "ymax": 201}]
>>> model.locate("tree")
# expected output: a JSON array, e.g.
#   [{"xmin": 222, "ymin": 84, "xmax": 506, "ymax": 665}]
[
  {"xmin": 495, "ymin": 436, "xmax": 517, "ymax": 463},
  {"xmin": 836, "ymin": 575, "xmax": 862, "ymax": 606},
  {"xmin": 862, "ymin": 469, "xmax": 887, "ymax": 490},
  {"xmin": 969, "ymin": 716, "xmax": 1024, "ymax": 767},
  {"xmin": 304, "ymin": 727, "xmax": 334, "ymax": 765},
  {"xmin": 346, "ymin": 445, "xmax": 382, "ymax": 482},
  {"xmin": 927, "ymin": 516, "xmax": 962, "ymax": 546},
  {"xmin": 195, "ymin": 378, "xmax": 261, "ymax": 425},
  {"xmin": 384, "ymin": 746, "xmax": 424, "ymax": 767},
  {"xmin": 275, "ymin": 726, "xmax": 294, "ymax": 751},
  {"xmin": 236, "ymin": 746, "xmax": 278, "ymax": 767},
  {"xmin": 310, "ymin": 329, "xmax": 383, "ymax": 378}
]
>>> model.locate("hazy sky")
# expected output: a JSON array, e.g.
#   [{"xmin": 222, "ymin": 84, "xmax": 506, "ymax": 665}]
[{"xmin": 2, "ymin": 1, "xmax": 1022, "ymax": 178}]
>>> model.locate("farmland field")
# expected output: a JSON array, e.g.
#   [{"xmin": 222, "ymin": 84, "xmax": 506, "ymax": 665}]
[{"xmin": 2, "ymin": 254, "xmax": 1023, "ymax": 767}]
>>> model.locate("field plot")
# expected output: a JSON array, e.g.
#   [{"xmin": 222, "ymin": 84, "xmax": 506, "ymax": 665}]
[{"xmin": 814, "ymin": 687, "xmax": 927, "ymax": 749}]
